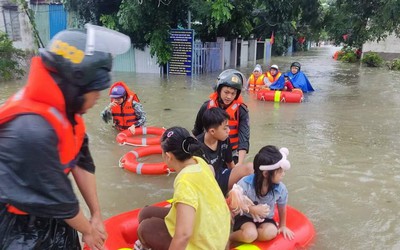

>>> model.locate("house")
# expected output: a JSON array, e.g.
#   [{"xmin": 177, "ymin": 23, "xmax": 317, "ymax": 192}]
[{"xmin": 0, "ymin": 0, "xmax": 35, "ymax": 50}]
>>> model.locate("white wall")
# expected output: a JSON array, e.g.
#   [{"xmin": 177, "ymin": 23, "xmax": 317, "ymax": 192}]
[
  {"xmin": 363, "ymin": 33, "xmax": 400, "ymax": 54},
  {"xmin": 12, "ymin": 7, "xmax": 35, "ymax": 50},
  {"xmin": 0, "ymin": 1, "xmax": 35, "ymax": 50},
  {"xmin": 134, "ymin": 46, "xmax": 161, "ymax": 74}
]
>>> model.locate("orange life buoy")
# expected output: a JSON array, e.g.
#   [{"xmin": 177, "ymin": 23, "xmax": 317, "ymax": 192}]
[
  {"xmin": 257, "ymin": 88, "xmax": 303, "ymax": 103},
  {"xmin": 119, "ymin": 145, "xmax": 174, "ymax": 175},
  {"xmin": 116, "ymin": 126, "xmax": 166, "ymax": 146}
]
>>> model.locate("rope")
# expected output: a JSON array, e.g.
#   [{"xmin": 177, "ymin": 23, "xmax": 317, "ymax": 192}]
[
  {"xmin": 118, "ymin": 155, "xmax": 125, "ymax": 168},
  {"xmin": 121, "ymin": 141, "xmax": 147, "ymax": 147}
]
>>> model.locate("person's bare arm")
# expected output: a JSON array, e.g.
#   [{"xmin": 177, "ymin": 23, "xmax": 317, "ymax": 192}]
[
  {"xmin": 168, "ymin": 203, "xmax": 196, "ymax": 250},
  {"xmin": 72, "ymin": 166, "xmax": 107, "ymax": 240}
]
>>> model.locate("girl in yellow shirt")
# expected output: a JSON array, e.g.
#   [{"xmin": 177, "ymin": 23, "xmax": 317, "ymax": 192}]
[{"xmin": 136, "ymin": 126, "xmax": 231, "ymax": 250}]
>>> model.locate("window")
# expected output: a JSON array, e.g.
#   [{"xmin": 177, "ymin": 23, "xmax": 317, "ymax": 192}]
[{"xmin": 3, "ymin": 6, "xmax": 21, "ymax": 41}]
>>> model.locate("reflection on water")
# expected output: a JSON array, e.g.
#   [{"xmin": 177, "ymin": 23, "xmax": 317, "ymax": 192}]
[{"xmin": 1, "ymin": 46, "xmax": 400, "ymax": 249}]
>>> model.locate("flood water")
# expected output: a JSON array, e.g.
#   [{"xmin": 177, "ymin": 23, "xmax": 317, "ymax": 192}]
[{"xmin": 1, "ymin": 46, "xmax": 400, "ymax": 249}]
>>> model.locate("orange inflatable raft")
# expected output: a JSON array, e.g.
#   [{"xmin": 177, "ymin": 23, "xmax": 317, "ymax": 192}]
[
  {"xmin": 116, "ymin": 126, "xmax": 165, "ymax": 146},
  {"xmin": 257, "ymin": 89, "xmax": 303, "ymax": 103},
  {"xmin": 99, "ymin": 200, "xmax": 315, "ymax": 250},
  {"xmin": 119, "ymin": 145, "xmax": 174, "ymax": 175}
]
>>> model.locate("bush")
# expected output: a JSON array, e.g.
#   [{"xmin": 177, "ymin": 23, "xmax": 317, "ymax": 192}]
[
  {"xmin": 0, "ymin": 32, "xmax": 26, "ymax": 81},
  {"xmin": 387, "ymin": 58, "xmax": 400, "ymax": 71},
  {"xmin": 340, "ymin": 51, "xmax": 357, "ymax": 63},
  {"xmin": 361, "ymin": 52, "xmax": 384, "ymax": 67}
]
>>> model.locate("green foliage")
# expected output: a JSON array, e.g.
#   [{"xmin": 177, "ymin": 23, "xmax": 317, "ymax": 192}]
[
  {"xmin": 388, "ymin": 58, "xmax": 400, "ymax": 71},
  {"xmin": 208, "ymin": 0, "xmax": 233, "ymax": 27},
  {"xmin": 63, "ymin": 0, "xmax": 121, "ymax": 25},
  {"xmin": 64, "ymin": 0, "xmax": 327, "ymax": 65},
  {"xmin": 324, "ymin": 0, "xmax": 400, "ymax": 48},
  {"xmin": 340, "ymin": 51, "xmax": 357, "ymax": 63},
  {"xmin": 0, "ymin": 32, "xmax": 25, "ymax": 81},
  {"xmin": 361, "ymin": 52, "xmax": 384, "ymax": 67}
]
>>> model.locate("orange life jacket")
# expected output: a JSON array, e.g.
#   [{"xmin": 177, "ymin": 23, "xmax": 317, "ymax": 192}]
[
  {"xmin": 0, "ymin": 57, "xmax": 86, "ymax": 214},
  {"xmin": 248, "ymin": 74, "xmax": 266, "ymax": 92},
  {"xmin": 109, "ymin": 81, "xmax": 140, "ymax": 131},
  {"xmin": 265, "ymin": 71, "xmax": 282, "ymax": 84},
  {"xmin": 207, "ymin": 92, "xmax": 242, "ymax": 150}
]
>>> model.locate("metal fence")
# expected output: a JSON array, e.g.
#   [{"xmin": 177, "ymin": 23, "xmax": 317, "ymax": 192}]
[{"xmin": 192, "ymin": 41, "xmax": 221, "ymax": 75}]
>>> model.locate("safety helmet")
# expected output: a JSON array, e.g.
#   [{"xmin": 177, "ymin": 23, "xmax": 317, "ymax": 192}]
[
  {"xmin": 110, "ymin": 85, "xmax": 126, "ymax": 98},
  {"xmin": 215, "ymin": 69, "xmax": 245, "ymax": 100},
  {"xmin": 39, "ymin": 29, "xmax": 112, "ymax": 93},
  {"xmin": 290, "ymin": 62, "xmax": 301, "ymax": 71},
  {"xmin": 38, "ymin": 24, "xmax": 130, "ymax": 114},
  {"xmin": 270, "ymin": 64, "xmax": 279, "ymax": 70}
]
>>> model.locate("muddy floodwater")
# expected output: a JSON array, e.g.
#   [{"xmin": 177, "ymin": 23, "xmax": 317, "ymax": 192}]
[{"xmin": 1, "ymin": 46, "xmax": 400, "ymax": 249}]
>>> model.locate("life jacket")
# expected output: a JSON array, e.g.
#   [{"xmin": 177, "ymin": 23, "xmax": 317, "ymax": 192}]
[
  {"xmin": 109, "ymin": 81, "xmax": 140, "ymax": 131},
  {"xmin": 207, "ymin": 92, "xmax": 242, "ymax": 150},
  {"xmin": 248, "ymin": 74, "xmax": 266, "ymax": 92},
  {"xmin": 0, "ymin": 57, "xmax": 86, "ymax": 215},
  {"xmin": 266, "ymin": 71, "xmax": 282, "ymax": 84}
]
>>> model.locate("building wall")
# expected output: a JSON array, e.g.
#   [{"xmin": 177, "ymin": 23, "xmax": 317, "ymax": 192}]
[
  {"xmin": 0, "ymin": 0, "xmax": 35, "ymax": 50},
  {"xmin": 362, "ymin": 33, "xmax": 400, "ymax": 60},
  {"xmin": 134, "ymin": 46, "xmax": 160, "ymax": 74}
]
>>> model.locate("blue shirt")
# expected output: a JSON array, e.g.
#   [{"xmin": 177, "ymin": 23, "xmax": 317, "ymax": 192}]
[{"xmin": 237, "ymin": 174, "xmax": 288, "ymax": 219}]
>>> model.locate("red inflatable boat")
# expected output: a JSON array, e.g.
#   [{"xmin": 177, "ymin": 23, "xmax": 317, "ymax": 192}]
[
  {"xmin": 257, "ymin": 89, "xmax": 303, "ymax": 103},
  {"xmin": 99, "ymin": 201, "xmax": 315, "ymax": 250}
]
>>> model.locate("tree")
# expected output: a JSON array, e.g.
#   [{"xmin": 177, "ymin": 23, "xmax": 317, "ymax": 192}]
[
  {"xmin": 0, "ymin": 32, "xmax": 25, "ymax": 81},
  {"xmin": 324, "ymin": 0, "xmax": 400, "ymax": 47}
]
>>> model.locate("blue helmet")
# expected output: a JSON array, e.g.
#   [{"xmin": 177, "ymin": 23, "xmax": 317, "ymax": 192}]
[{"xmin": 110, "ymin": 85, "xmax": 126, "ymax": 98}]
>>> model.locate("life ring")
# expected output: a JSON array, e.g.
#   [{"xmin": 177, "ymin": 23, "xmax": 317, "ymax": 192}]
[
  {"xmin": 119, "ymin": 145, "xmax": 175, "ymax": 175},
  {"xmin": 116, "ymin": 126, "xmax": 166, "ymax": 146},
  {"xmin": 257, "ymin": 88, "xmax": 303, "ymax": 103}
]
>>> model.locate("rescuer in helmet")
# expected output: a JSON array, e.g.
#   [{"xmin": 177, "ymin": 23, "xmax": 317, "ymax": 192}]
[
  {"xmin": 0, "ymin": 24, "xmax": 131, "ymax": 249},
  {"xmin": 192, "ymin": 69, "xmax": 250, "ymax": 166}
]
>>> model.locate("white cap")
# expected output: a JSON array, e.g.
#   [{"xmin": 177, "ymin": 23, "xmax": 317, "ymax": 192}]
[
  {"xmin": 270, "ymin": 64, "xmax": 279, "ymax": 70},
  {"xmin": 253, "ymin": 64, "xmax": 262, "ymax": 72}
]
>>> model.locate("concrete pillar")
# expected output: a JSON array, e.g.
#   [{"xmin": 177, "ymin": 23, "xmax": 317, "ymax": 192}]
[
  {"xmin": 287, "ymin": 36, "xmax": 293, "ymax": 56},
  {"xmin": 248, "ymin": 39, "xmax": 257, "ymax": 63},
  {"xmin": 217, "ymin": 37, "xmax": 225, "ymax": 70},
  {"xmin": 264, "ymin": 39, "xmax": 271, "ymax": 66},
  {"xmin": 230, "ymin": 38, "xmax": 238, "ymax": 67},
  {"xmin": 241, "ymin": 40, "xmax": 249, "ymax": 67}
]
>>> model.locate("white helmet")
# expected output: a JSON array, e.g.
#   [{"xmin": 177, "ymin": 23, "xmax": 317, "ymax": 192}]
[{"xmin": 270, "ymin": 64, "xmax": 279, "ymax": 70}]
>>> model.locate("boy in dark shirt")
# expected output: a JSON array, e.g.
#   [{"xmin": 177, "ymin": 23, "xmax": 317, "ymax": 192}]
[{"xmin": 197, "ymin": 107, "xmax": 253, "ymax": 195}]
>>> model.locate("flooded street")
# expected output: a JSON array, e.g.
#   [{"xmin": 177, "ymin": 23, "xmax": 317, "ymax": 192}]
[{"xmin": 1, "ymin": 46, "xmax": 400, "ymax": 249}]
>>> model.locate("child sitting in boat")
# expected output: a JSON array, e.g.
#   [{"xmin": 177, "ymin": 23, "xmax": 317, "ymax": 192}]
[
  {"xmin": 269, "ymin": 62, "xmax": 314, "ymax": 93},
  {"xmin": 283, "ymin": 75, "xmax": 294, "ymax": 91},
  {"xmin": 229, "ymin": 145, "xmax": 295, "ymax": 244},
  {"xmin": 197, "ymin": 107, "xmax": 253, "ymax": 196},
  {"xmin": 135, "ymin": 127, "xmax": 230, "ymax": 250}
]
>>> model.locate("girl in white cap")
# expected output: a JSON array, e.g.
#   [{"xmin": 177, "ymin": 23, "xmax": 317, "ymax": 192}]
[
  {"xmin": 247, "ymin": 64, "xmax": 268, "ymax": 92},
  {"xmin": 229, "ymin": 145, "xmax": 294, "ymax": 244}
]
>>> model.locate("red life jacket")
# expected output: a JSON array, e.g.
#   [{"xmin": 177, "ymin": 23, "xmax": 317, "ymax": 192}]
[
  {"xmin": 248, "ymin": 74, "xmax": 266, "ymax": 92},
  {"xmin": 207, "ymin": 92, "xmax": 242, "ymax": 150},
  {"xmin": 0, "ymin": 57, "xmax": 86, "ymax": 214},
  {"xmin": 266, "ymin": 71, "xmax": 282, "ymax": 84},
  {"xmin": 109, "ymin": 81, "xmax": 140, "ymax": 131}
]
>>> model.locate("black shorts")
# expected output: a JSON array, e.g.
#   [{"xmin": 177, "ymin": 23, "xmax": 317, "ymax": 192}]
[
  {"xmin": 233, "ymin": 215, "xmax": 278, "ymax": 232},
  {"xmin": 216, "ymin": 168, "xmax": 231, "ymax": 196}
]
